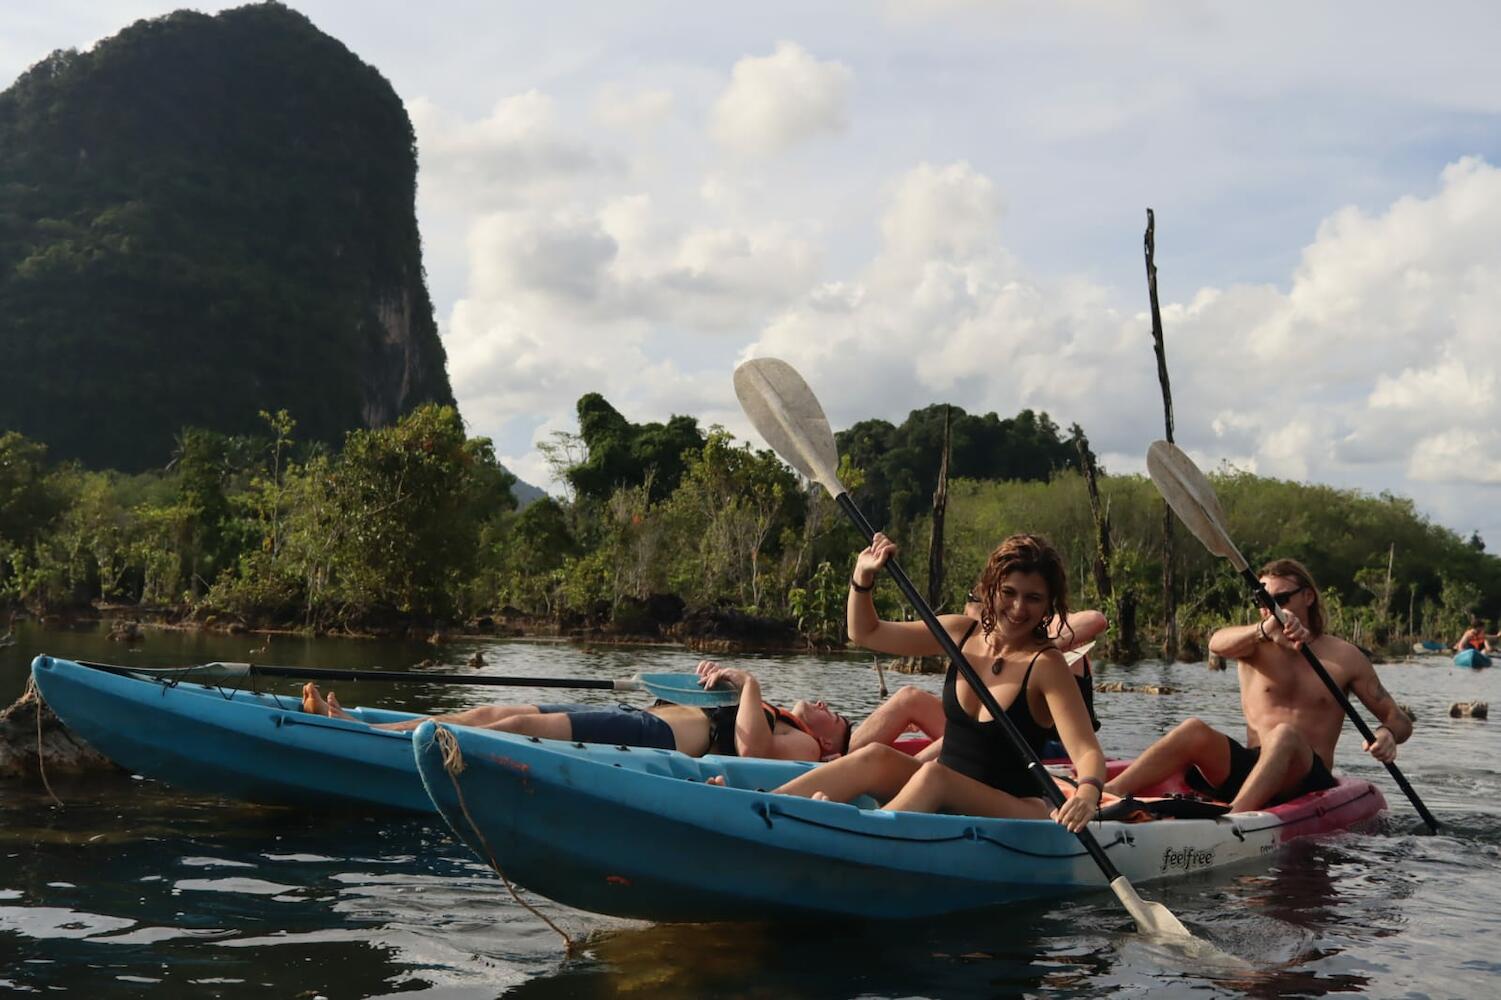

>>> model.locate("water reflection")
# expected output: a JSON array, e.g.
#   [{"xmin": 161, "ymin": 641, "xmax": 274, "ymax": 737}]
[
  {"xmin": 538, "ymin": 906, "xmax": 1087, "ymax": 1000},
  {"xmin": 4, "ymin": 629, "xmax": 1501, "ymax": 996}
]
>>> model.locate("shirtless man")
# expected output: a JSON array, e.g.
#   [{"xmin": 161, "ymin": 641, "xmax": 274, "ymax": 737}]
[
  {"xmin": 303, "ymin": 660, "xmax": 856, "ymax": 761},
  {"xmin": 1103, "ymin": 558, "xmax": 1411, "ymax": 812}
]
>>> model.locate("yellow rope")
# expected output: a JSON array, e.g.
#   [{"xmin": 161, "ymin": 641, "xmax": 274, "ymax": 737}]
[
  {"xmin": 25, "ymin": 675, "xmax": 63, "ymax": 808},
  {"xmin": 433, "ymin": 725, "xmax": 575, "ymax": 954}
]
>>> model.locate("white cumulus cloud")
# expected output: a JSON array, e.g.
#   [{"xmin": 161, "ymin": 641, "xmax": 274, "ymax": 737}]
[{"xmin": 710, "ymin": 42, "xmax": 852, "ymax": 156}]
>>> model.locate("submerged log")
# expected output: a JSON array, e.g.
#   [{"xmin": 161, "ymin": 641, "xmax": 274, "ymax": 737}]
[
  {"xmin": 0, "ymin": 681, "xmax": 119, "ymax": 779},
  {"xmin": 1094, "ymin": 680, "xmax": 1179, "ymax": 695}
]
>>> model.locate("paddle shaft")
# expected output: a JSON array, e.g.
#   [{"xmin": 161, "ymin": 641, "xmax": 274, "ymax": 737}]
[
  {"xmin": 1245, "ymin": 570, "xmax": 1441, "ymax": 833},
  {"xmin": 96, "ymin": 661, "xmax": 646, "ymax": 691},
  {"xmin": 836, "ymin": 494, "xmax": 1125, "ymax": 880}
]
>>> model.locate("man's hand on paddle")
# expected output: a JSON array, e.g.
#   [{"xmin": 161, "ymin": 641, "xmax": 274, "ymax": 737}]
[
  {"xmin": 1362, "ymin": 725, "xmax": 1398, "ymax": 763},
  {"xmin": 696, "ymin": 660, "xmax": 750, "ymax": 694},
  {"xmin": 1262, "ymin": 609, "xmax": 1312, "ymax": 650}
]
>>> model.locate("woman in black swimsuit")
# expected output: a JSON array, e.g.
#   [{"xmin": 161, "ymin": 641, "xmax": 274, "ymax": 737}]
[{"xmin": 770, "ymin": 532, "xmax": 1107, "ymax": 832}]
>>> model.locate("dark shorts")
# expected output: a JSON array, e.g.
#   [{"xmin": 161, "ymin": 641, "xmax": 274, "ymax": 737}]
[
  {"xmin": 533, "ymin": 703, "xmax": 676, "ymax": 750},
  {"xmin": 1185, "ymin": 733, "xmax": 1338, "ymax": 805}
]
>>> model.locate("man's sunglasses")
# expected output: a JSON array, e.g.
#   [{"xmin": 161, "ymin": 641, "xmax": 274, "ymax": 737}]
[{"xmin": 1260, "ymin": 586, "xmax": 1305, "ymax": 608}]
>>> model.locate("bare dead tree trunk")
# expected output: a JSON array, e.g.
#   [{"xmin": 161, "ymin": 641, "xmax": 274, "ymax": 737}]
[
  {"xmin": 927, "ymin": 406, "xmax": 951, "ymax": 612},
  {"xmin": 1074, "ymin": 427, "xmax": 1135, "ymax": 660},
  {"xmin": 1074, "ymin": 428, "xmax": 1114, "ymax": 603},
  {"xmin": 1145, "ymin": 209, "xmax": 1180, "ymax": 660},
  {"xmin": 1383, "ymin": 543, "xmax": 1395, "ymax": 620}
]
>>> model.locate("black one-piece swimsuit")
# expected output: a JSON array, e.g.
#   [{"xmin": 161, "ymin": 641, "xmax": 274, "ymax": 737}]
[{"xmin": 937, "ymin": 622, "xmax": 1055, "ymax": 798}]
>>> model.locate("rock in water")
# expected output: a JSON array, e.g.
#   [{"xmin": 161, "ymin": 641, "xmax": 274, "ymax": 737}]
[
  {"xmin": 1450, "ymin": 701, "xmax": 1489, "ymax": 720},
  {"xmin": 0, "ymin": 682, "xmax": 119, "ymax": 779}
]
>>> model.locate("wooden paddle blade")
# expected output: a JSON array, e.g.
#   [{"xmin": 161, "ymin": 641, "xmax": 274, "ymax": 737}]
[
  {"xmin": 1145, "ymin": 441, "xmax": 1249, "ymax": 572},
  {"xmin": 734, "ymin": 358, "xmax": 845, "ymax": 497}
]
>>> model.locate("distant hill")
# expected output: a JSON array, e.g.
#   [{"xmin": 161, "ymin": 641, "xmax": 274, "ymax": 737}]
[
  {"xmin": 0, "ymin": 2, "xmax": 454, "ymax": 471},
  {"xmin": 510, "ymin": 477, "xmax": 547, "ymax": 508}
]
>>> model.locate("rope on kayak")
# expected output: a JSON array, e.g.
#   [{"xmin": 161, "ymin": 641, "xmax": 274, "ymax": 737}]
[
  {"xmin": 433, "ymin": 724, "xmax": 576, "ymax": 954},
  {"xmin": 762, "ymin": 802, "xmax": 1130, "ymax": 859},
  {"xmin": 25, "ymin": 675, "xmax": 64, "ymax": 808}
]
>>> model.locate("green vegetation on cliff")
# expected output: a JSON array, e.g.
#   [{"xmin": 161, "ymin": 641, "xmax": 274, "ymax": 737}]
[{"xmin": 0, "ymin": 2, "xmax": 453, "ymax": 472}]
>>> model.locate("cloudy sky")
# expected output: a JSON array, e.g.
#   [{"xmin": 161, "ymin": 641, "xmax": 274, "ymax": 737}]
[{"xmin": 8, "ymin": 1, "xmax": 1501, "ymax": 545}]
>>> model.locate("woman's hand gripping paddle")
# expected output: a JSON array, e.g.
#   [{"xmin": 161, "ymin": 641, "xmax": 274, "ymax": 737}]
[
  {"xmin": 1145, "ymin": 440, "xmax": 1439, "ymax": 833},
  {"xmin": 734, "ymin": 357, "xmax": 1209, "ymax": 944}
]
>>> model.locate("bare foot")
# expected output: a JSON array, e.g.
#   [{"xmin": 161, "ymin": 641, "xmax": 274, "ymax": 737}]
[
  {"xmin": 302, "ymin": 683, "xmax": 356, "ymax": 721},
  {"xmin": 811, "ymin": 791, "xmax": 831, "ymax": 801},
  {"xmin": 706, "ymin": 775, "xmax": 727, "ymax": 786}
]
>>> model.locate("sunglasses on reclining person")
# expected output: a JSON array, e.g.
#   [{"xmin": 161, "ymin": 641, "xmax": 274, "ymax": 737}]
[{"xmin": 1259, "ymin": 586, "xmax": 1305, "ymax": 608}]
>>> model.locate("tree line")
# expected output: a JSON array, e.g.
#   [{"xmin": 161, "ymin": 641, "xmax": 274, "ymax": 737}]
[{"xmin": 1, "ymin": 394, "xmax": 1497, "ymax": 658}]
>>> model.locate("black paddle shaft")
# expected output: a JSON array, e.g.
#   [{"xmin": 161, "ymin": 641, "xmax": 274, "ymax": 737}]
[
  {"xmin": 1244, "ymin": 570, "xmax": 1440, "ymax": 833},
  {"xmin": 836, "ymin": 494, "xmax": 1125, "ymax": 880},
  {"xmin": 88, "ymin": 660, "xmax": 627, "ymax": 690}
]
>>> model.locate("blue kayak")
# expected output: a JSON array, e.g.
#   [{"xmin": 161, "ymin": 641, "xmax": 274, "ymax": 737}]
[
  {"xmin": 1454, "ymin": 648, "xmax": 1492, "ymax": 669},
  {"xmin": 31, "ymin": 655, "xmax": 434, "ymax": 812},
  {"xmin": 412, "ymin": 720, "xmax": 1385, "ymax": 922},
  {"xmin": 29, "ymin": 656, "xmax": 748, "ymax": 812}
]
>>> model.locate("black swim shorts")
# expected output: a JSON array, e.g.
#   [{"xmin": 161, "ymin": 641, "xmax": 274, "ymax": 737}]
[
  {"xmin": 533, "ymin": 702, "xmax": 677, "ymax": 750},
  {"xmin": 1185, "ymin": 733, "xmax": 1337, "ymax": 805}
]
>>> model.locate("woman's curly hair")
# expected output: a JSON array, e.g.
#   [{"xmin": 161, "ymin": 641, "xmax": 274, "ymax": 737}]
[{"xmin": 975, "ymin": 533, "xmax": 1070, "ymax": 643}]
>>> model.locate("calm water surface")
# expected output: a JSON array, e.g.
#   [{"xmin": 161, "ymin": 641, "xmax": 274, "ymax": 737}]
[{"xmin": 3, "ymin": 621, "xmax": 1499, "ymax": 998}]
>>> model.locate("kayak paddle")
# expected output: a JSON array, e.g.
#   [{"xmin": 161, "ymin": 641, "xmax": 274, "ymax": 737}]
[
  {"xmin": 734, "ymin": 357, "xmax": 1202, "ymax": 942},
  {"xmin": 77, "ymin": 660, "xmax": 742, "ymax": 708},
  {"xmin": 1145, "ymin": 440, "xmax": 1440, "ymax": 833}
]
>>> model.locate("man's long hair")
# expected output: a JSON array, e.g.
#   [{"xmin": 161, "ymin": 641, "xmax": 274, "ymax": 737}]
[{"xmin": 1260, "ymin": 557, "xmax": 1324, "ymax": 637}]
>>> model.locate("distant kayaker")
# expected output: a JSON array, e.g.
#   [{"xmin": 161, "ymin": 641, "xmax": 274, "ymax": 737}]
[
  {"xmin": 1103, "ymin": 557, "xmax": 1413, "ymax": 813},
  {"xmin": 755, "ymin": 532, "xmax": 1108, "ymax": 833},
  {"xmin": 1454, "ymin": 618, "xmax": 1493, "ymax": 654},
  {"xmin": 302, "ymin": 660, "xmax": 912, "ymax": 762}
]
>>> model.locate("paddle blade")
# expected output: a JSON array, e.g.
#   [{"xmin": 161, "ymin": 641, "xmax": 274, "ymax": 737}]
[
  {"xmin": 633, "ymin": 673, "xmax": 742, "ymax": 707},
  {"xmin": 1109, "ymin": 876, "xmax": 1248, "ymax": 967},
  {"xmin": 733, "ymin": 358, "xmax": 845, "ymax": 497},
  {"xmin": 1145, "ymin": 441, "xmax": 1249, "ymax": 572},
  {"xmin": 1062, "ymin": 640, "xmax": 1096, "ymax": 668}
]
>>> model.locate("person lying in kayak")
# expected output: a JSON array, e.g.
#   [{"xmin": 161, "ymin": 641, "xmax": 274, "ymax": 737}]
[
  {"xmin": 1103, "ymin": 557, "xmax": 1413, "ymax": 812},
  {"xmin": 755, "ymin": 532, "xmax": 1108, "ymax": 833},
  {"xmin": 302, "ymin": 659, "xmax": 887, "ymax": 762}
]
